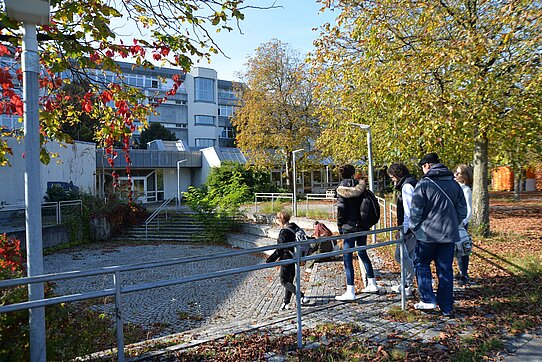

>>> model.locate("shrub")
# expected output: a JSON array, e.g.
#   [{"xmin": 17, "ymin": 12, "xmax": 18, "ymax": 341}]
[{"xmin": 0, "ymin": 234, "xmax": 29, "ymax": 361}]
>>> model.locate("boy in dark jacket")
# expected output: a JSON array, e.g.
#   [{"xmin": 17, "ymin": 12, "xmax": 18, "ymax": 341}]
[{"xmin": 266, "ymin": 211, "xmax": 310, "ymax": 310}]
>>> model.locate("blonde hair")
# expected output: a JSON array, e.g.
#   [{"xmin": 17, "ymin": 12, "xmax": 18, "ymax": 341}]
[{"xmin": 276, "ymin": 210, "xmax": 291, "ymax": 226}]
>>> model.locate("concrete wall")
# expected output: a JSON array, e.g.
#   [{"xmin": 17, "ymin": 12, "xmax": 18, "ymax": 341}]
[
  {"xmin": 0, "ymin": 138, "xmax": 96, "ymax": 206},
  {"xmin": 163, "ymin": 168, "xmax": 193, "ymax": 200},
  {"xmin": 8, "ymin": 225, "xmax": 69, "ymax": 250}
]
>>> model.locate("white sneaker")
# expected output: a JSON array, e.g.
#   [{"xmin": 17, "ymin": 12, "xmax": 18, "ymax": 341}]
[
  {"xmin": 361, "ymin": 284, "xmax": 379, "ymax": 293},
  {"xmin": 391, "ymin": 284, "xmax": 413, "ymax": 297},
  {"xmin": 414, "ymin": 301, "xmax": 437, "ymax": 310},
  {"xmin": 301, "ymin": 296, "xmax": 310, "ymax": 305},
  {"xmin": 279, "ymin": 303, "xmax": 291, "ymax": 310},
  {"xmin": 335, "ymin": 285, "xmax": 357, "ymax": 301},
  {"xmin": 361, "ymin": 278, "xmax": 380, "ymax": 293}
]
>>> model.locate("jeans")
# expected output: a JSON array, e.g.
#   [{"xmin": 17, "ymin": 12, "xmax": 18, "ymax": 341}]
[
  {"xmin": 456, "ymin": 223, "xmax": 470, "ymax": 278},
  {"xmin": 456, "ymin": 254, "xmax": 470, "ymax": 278},
  {"xmin": 414, "ymin": 241, "xmax": 455, "ymax": 314},
  {"xmin": 341, "ymin": 228, "xmax": 375, "ymax": 286},
  {"xmin": 394, "ymin": 231, "xmax": 417, "ymax": 286}
]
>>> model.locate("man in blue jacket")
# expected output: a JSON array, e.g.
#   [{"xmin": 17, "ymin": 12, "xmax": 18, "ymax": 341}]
[{"xmin": 410, "ymin": 153, "xmax": 467, "ymax": 316}]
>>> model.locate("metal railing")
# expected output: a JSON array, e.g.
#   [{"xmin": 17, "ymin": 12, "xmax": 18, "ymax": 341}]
[
  {"xmin": 254, "ymin": 193, "xmax": 294, "ymax": 215},
  {"xmin": 0, "ymin": 200, "xmax": 83, "ymax": 230},
  {"xmin": 0, "ymin": 225, "xmax": 405, "ymax": 361},
  {"xmin": 144, "ymin": 194, "xmax": 176, "ymax": 240},
  {"xmin": 304, "ymin": 193, "xmax": 336, "ymax": 219}
]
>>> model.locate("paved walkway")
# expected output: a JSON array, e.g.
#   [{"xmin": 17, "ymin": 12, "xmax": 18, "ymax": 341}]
[{"xmin": 44, "ymin": 242, "xmax": 541, "ymax": 361}]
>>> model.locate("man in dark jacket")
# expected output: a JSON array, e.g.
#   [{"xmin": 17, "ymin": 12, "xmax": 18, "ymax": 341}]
[
  {"xmin": 266, "ymin": 211, "xmax": 310, "ymax": 310},
  {"xmin": 410, "ymin": 153, "xmax": 467, "ymax": 316}
]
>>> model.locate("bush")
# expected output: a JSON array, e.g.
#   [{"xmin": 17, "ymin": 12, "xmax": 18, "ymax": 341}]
[{"xmin": 0, "ymin": 234, "xmax": 29, "ymax": 361}]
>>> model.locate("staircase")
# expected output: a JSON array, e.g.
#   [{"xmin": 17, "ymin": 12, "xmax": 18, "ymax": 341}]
[{"xmin": 114, "ymin": 212, "xmax": 208, "ymax": 242}]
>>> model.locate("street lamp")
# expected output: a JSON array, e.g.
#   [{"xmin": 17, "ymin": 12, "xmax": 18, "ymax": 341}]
[
  {"xmin": 5, "ymin": 1, "xmax": 50, "ymax": 361},
  {"xmin": 176, "ymin": 159, "xmax": 187, "ymax": 210},
  {"xmin": 292, "ymin": 149, "xmax": 304, "ymax": 217},
  {"xmin": 349, "ymin": 123, "xmax": 374, "ymax": 192}
]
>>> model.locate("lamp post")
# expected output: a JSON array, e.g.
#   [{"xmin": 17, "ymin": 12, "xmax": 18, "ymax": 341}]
[
  {"xmin": 292, "ymin": 149, "xmax": 303, "ymax": 217},
  {"xmin": 176, "ymin": 159, "xmax": 187, "ymax": 210},
  {"xmin": 5, "ymin": 1, "xmax": 50, "ymax": 361},
  {"xmin": 349, "ymin": 123, "xmax": 374, "ymax": 192}
]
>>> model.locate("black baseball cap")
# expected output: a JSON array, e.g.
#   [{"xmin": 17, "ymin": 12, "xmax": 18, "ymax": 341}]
[{"xmin": 418, "ymin": 152, "xmax": 440, "ymax": 166}]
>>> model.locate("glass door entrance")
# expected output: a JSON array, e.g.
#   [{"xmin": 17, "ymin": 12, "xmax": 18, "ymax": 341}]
[{"xmin": 119, "ymin": 177, "xmax": 147, "ymax": 203}]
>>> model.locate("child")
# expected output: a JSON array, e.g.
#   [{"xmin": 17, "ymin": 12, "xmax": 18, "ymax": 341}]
[{"xmin": 266, "ymin": 211, "xmax": 310, "ymax": 310}]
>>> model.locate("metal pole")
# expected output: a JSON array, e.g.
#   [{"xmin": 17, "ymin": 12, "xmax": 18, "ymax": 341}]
[
  {"xmin": 176, "ymin": 159, "xmax": 186, "ymax": 211},
  {"xmin": 294, "ymin": 244, "xmax": 303, "ymax": 349},
  {"xmin": 23, "ymin": 23, "xmax": 46, "ymax": 362},
  {"xmin": 366, "ymin": 128, "xmax": 374, "ymax": 192},
  {"xmin": 114, "ymin": 272, "xmax": 125, "ymax": 362},
  {"xmin": 293, "ymin": 154, "xmax": 297, "ymax": 217},
  {"xmin": 292, "ymin": 149, "xmax": 303, "ymax": 217}
]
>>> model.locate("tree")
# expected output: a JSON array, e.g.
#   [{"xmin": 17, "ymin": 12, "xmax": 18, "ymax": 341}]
[
  {"xmin": 310, "ymin": 0, "xmax": 542, "ymax": 236},
  {"xmin": 0, "ymin": 0, "xmax": 276, "ymax": 171},
  {"xmin": 138, "ymin": 122, "xmax": 177, "ymax": 149},
  {"xmin": 232, "ymin": 39, "xmax": 319, "ymax": 190}
]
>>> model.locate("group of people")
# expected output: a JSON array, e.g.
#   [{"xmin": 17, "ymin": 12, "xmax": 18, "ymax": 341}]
[{"xmin": 267, "ymin": 152, "xmax": 473, "ymax": 317}]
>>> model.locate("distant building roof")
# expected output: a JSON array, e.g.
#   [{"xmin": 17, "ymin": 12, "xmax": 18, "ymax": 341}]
[
  {"xmin": 216, "ymin": 147, "xmax": 247, "ymax": 163},
  {"xmin": 147, "ymin": 139, "xmax": 190, "ymax": 151}
]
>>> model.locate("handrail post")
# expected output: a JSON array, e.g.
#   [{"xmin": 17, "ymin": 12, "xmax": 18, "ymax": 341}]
[
  {"xmin": 294, "ymin": 242, "xmax": 303, "ymax": 349},
  {"xmin": 113, "ymin": 271, "xmax": 125, "ymax": 362},
  {"xmin": 399, "ymin": 228, "xmax": 406, "ymax": 310}
]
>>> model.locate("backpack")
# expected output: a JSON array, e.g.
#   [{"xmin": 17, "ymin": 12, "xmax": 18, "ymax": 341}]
[
  {"xmin": 286, "ymin": 226, "xmax": 312, "ymax": 257},
  {"xmin": 358, "ymin": 189, "xmax": 380, "ymax": 231}
]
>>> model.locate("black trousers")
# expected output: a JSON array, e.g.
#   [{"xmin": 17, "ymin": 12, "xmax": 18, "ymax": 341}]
[{"xmin": 280, "ymin": 264, "xmax": 297, "ymax": 304}]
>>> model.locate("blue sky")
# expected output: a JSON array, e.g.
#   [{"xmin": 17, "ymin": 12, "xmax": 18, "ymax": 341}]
[{"xmin": 193, "ymin": 0, "xmax": 337, "ymax": 81}]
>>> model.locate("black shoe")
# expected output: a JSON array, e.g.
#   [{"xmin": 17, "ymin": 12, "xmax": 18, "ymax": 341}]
[{"xmin": 458, "ymin": 275, "xmax": 469, "ymax": 286}]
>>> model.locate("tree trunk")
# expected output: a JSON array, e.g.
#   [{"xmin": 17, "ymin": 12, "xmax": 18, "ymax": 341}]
[
  {"xmin": 472, "ymin": 130, "xmax": 490, "ymax": 237},
  {"xmin": 513, "ymin": 168, "xmax": 522, "ymax": 201}
]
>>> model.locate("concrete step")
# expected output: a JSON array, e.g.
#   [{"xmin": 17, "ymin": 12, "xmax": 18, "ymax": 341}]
[{"xmin": 226, "ymin": 233, "xmax": 276, "ymax": 255}]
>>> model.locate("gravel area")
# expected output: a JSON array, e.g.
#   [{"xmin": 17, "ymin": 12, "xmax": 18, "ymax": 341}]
[{"xmin": 44, "ymin": 244, "xmax": 276, "ymax": 337}]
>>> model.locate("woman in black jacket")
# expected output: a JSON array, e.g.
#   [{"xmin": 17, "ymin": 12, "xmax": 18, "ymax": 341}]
[{"xmin": 335, "ymin": 164, "xmax": 379, "ymax": 301}]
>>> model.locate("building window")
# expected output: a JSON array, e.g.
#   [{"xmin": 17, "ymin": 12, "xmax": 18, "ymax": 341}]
[
  {"xmin": 194, "ymin": 115, "xmax": 215, "ymax": 125},
  {"xmin": 218, "ymin": 88, "xmax": 236, "ymax": 100},
  {"xmin": 220, "ymin": 127, "xmax": 235, "ymax": 139},
  {"xmin": 218, "ymin": 105, "xmax": 234, "ymax": 117},
  {"xmin": 195, "ymin": 138, "xmax": 216, "ymax": 148},
  {"xmin": 194, "ymin": 77, "xmax": 215, "ymax": 102},
  {"xmin": 124, "ymin": 73, "xmax": 145, "ymax": 87}
]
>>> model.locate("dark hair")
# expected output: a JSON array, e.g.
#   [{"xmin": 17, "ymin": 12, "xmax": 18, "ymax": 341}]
[
  {"xmin": 388, "ymin": 162, "xmax": 410, "ymax": 179},
  {"xmin": 455, "ymin": 164, "xmax": 473, "ymax": 187},
  {"xmin": 339, "ymin": 164, "xmax": 356, "ymax": 179}
]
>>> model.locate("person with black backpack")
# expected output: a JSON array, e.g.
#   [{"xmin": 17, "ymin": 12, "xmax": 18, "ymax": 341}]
[
  {"xmin": 265, "ymin": 211, "xmax": 310, "ymax": 310},
  {"xmin": 335, "ymin": 164, "xmax": 380, "ymax": 301}
]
